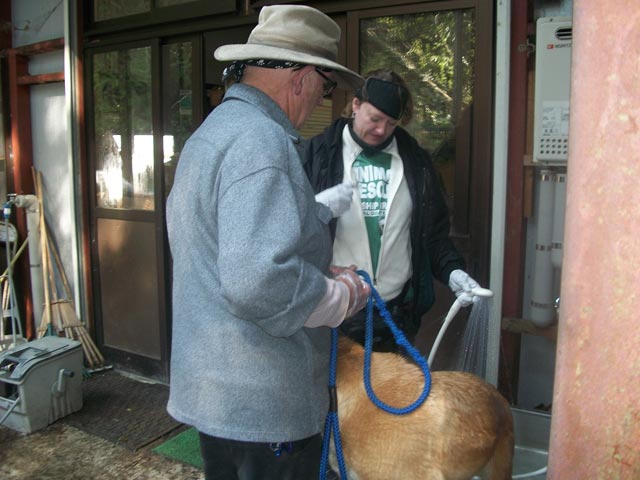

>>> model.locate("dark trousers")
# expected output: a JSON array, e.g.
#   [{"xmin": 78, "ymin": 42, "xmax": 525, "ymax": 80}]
[{"xmin": 198, "ymin": 432, "xmax": 322, "ymax": 480}]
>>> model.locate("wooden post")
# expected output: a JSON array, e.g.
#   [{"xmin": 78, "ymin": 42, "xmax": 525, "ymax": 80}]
[{"xmin": 548, "ymin": 2, "xmax": 640, "ymax": 478}]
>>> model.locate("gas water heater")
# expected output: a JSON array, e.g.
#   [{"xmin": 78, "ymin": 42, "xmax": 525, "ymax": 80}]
[
  {"xmin": 529, "ymin": 17, "xmax": 572, "ymax": 327},
  {"xmin": 533, "ymin": 17, "xmax": 572, "ymax": 166}
]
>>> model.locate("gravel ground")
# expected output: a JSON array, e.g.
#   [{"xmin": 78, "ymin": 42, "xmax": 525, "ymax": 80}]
[{"xmin": 0, "ymin": 422, "xmax": 204, "ymax": 480}]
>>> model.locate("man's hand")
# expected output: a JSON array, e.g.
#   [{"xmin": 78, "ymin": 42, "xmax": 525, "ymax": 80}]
[{"xmin": 333, "ymin": 266, "xmax": 370, "ymax": 318}]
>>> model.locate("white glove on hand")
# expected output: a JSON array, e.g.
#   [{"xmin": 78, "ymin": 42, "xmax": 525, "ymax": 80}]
[
  {"xmin": 448, "ymin": 269, "xmax": 480, "ymax": 307},
  {"xmin": 315, "ymin": 180, "xmax": 356, "ymax": 218},
  {"xmin": 334, "ymin": 268, "xmax": 371, "ymax": 318}
]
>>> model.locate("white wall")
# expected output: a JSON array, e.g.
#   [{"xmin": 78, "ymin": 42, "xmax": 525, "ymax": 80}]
[{"xmin": 12, "ymin": 0, "xmax": 64, "ymax": 48}]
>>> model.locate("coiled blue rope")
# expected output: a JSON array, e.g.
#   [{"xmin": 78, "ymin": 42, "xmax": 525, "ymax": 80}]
[
  {"xmin": 319, "ymin": 270, "xmax": 432, "ymax": 479},
  {"xmin": 359, "ymin": 270, "xmax": 432, "ymax": 414}
]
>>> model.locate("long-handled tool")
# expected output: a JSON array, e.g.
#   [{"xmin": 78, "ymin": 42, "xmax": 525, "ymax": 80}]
[{"xmin": 34, "ymin": 168, "xmax": 105, "ymax": 368}]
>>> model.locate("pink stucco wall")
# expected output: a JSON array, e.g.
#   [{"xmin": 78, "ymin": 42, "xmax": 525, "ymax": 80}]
[{"xmin": 548, "ymin": 2, "xmax": 640, "ymax": 479}]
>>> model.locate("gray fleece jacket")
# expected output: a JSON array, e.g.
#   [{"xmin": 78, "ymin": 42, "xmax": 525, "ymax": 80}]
[{"xmin": 166, "ymin": 83, "xmax": 334, "ymax": 442}]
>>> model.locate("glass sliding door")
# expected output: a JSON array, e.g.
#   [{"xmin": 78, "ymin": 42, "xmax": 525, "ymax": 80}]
[
  {"xmin": 162, "ymin": 39, "xmax": 201, "ymax": 200},
  {"xmin": 94, "ymin": 47, "xmax": 155, "ymax": 211},
  {"xmin": 88, "ymin": 37, "xmax": 200, "ymax": 379},
  {"xmin": 348, "ymin": 2, "xmax": 493, "ymax": 370},
  {"xmin": 358, "ymin": 8, "xmax": 475, "ymax": 235}
]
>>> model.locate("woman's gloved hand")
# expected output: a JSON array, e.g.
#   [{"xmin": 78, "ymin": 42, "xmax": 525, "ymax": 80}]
[
  {"xmin": 448, "ymin": 269, "xmax": 480, "ymax": 307},
  {"xmin": 333, "ymin": 266, "xmax": 371, "ymax": 318},
  {"xmin": 315, "ymin": 180, "xmax": 356, "ymax": 218}
]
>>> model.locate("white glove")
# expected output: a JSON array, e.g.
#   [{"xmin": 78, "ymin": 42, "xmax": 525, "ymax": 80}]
[
  {"xmin": 315, "ymin": 180, "xmax": 355, "ymax": 218},
  {"xmin": 448, "ymin": 269, "xmax": 480, "ymax": 307}
]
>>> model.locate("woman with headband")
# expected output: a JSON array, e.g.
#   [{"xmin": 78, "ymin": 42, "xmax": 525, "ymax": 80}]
[{"xmin": 305, "ymin": 69, "xmax": 478, "ymax": 352}]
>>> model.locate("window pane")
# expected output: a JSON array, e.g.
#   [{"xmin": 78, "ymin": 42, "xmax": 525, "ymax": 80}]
[
  {"xmin": 157, "ymin": 0, "xmax": 199, "ymax": 6},
  {"xmin": 93, "ymin": 0, "xmax": 151, "ymax": 21},
  {"xmin": 162, "ymin": 42, "xmax": 194, "ymax": 199},
  {"xmin": 94, "ymin": 47, "xmax": 154, "ymax": 210},
  {"xmin": 360, "ymin": 10, "xmax": 476, "ymax": 197},
  {"xmin": 299, "ymin": 98, "xmax": 333, "ymax": 139}
]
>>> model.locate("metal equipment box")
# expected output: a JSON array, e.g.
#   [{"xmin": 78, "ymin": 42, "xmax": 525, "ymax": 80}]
[
  {"xmin": 0, "ymin": 336, "xmax": 83, "ymax": 433},
  {"xmin": 533, "ymin": 17, "xmax": 572, "ymax": 165}
]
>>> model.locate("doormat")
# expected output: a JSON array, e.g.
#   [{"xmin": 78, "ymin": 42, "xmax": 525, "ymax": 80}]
[
  {"xmin": 152, "ymin": 426, "xmax": 203, "ymax": 469},
  {"xmin": 62, "ymin": 370, "xmax": 182, "ymax": 451}
]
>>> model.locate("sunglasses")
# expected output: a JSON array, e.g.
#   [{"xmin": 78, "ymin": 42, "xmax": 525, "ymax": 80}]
[{"xmin": 314, "ymin": 67, "xmax": 337, "ymax": 97}]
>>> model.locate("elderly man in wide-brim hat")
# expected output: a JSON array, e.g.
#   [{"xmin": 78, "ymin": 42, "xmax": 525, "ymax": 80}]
[{"xmin": 166, "ymin": 5, "xmax": 367, "ymax": 479}]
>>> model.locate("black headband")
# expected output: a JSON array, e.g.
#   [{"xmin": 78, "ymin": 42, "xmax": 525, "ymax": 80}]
[{"xmin": 355, "ymin": 77, "xmax": 409, "ymax": 120}]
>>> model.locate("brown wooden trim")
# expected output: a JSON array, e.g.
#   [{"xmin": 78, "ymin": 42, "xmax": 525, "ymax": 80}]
[
  {"xmin": 17, "ymin": 72, "xmax": 65, "ymax": 85},
  {"xmin": 0, "ymin": 2, "xmax": 11, "ymax": 50},
  {"xmin": 76, "ymin": 0, "xmax": 94, "ymax": 337},
  {"xmin": 498, "ymin": 0, "xmax": 532, "ymax": 404},
  {"xmin": 7, "ymin": 50, "xmax": 35, "ymax": 337},
  {"xmin": 502, "ymin": 317, "xmax": 557, "ymax": 342},
  {"xmin": 503, "ymin": 1, "xmax": 530, "ymax": 318},
  {"xmin": 7, "ymin": 52, "xmax": 33, "ymax": 202},
  {"xmin": 0, "ymin": 37, "xmax": 65, "ymax": 57}
]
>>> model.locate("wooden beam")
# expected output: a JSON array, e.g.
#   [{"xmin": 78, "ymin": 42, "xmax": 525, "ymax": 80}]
[
  {"xmin": 17, "ymin": 72, "xmax": 65, "ymax": 85},
  {"xmin": 0, "ymin": 37, "xmax": 64, "ymax": 57},
  {"xmin": 7, "ymin": 50, "xmax": 36, "ymax": 338},
  {"xmin": 502, "ymin": 316, "xmax": 557, "ymax": 342}
]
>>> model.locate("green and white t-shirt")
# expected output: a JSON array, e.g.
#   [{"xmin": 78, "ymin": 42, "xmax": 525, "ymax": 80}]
[
  {"xmin": 333, "ymin": 125, "xmax": 413, "ymax": 301},
  {"xmin": 352, "ymin": 151, "xmax": 392, "ymax": 274}
]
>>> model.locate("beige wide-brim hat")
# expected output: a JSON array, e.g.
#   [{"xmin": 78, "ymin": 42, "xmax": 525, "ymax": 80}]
[{"xmin": 214, "ymin": 5, "xmax": 363, "ymax": 91}]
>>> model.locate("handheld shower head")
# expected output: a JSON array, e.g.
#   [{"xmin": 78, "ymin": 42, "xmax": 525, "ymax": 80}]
[{"xmin": 471, "ymin": 286, "xmax": 493, "ymax": 298}]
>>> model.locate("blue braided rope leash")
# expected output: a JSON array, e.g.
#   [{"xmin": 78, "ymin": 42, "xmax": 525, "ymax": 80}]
[
  {"xmin": 319, "ymin": 327, "xmax": 348, "ymax": 480},
  {"xmin": 359, "ymin": 270, "xmax": 432, "ymax": 414},
  {"xmin": 319, "ymin": 270, "xmax": 432, "ymax": 479}
]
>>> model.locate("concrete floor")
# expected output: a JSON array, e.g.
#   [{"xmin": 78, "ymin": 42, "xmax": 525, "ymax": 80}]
[{"xmin": 0, "ymin": 422, "xmax": 204, "ymax": 479}]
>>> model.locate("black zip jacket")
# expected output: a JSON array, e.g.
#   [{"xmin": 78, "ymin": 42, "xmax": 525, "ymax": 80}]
[{"xmin": 303, "ymin": 118, "xmax": 465, "ymax": 332}]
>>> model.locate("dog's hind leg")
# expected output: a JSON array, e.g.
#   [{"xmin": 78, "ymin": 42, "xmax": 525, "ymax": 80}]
[{"xmin": 478, "ymin": 428, "xmax": 515, "ymax": 480}]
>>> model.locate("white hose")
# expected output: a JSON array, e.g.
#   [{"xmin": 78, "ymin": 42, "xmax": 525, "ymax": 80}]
[
  {"xmin": 427, "ymin": 286, "xmax": 494, "ymax": 367},
  {"xmin": 428, "ymin": 297, "xmax": 462, "ymax": 367}
]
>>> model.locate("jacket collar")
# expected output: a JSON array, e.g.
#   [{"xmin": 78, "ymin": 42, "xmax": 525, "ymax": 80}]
[{"xmin": 223, "ymin": 83, "xmax": 300, "ymax": 142}]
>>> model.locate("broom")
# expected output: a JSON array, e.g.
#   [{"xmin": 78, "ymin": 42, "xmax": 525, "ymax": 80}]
[
  {"xmin": 34, "ymin": 169, "xmax": 105, "ymax": 368},
  {"xmin": 47, "ymin": 230, "xmax": 105, "ymax": 368},
  {"xmin": 35, "ymin": 169, "xmax": 57, "ymax": 337}
]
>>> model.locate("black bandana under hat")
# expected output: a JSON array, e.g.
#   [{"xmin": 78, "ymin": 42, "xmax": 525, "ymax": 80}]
[
  {"xmin": 222, "ymin": 59, "xmax": 305, "ymax": 84},
  {"xmin": 355, "ymin": 77, "xmax": 409, "ymax": 120}
]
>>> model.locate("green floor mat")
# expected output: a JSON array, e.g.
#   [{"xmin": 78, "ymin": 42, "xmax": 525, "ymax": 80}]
[{"xmin": 152, "ymin": 427, "xmax": 203, "ymax": 469}]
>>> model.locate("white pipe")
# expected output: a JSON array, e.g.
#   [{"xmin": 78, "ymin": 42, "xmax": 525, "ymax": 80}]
[
  {"xmin": 486, "ymin": 0, "xmax": 511, "ymax": 387},
  {"xmin": 551, "ymin": 172, "xmax": 566, "ymax": 269},
  {"xmin": 530, "ymin": 170, "xmax": 556, "ymax": 327},
  {"xmin": 14, "ymin": 195, "xmax": 44, "ymax": 329}
]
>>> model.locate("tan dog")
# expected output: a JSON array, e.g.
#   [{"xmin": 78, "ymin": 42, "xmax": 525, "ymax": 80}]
[{"xmin": 334, "ymin": 337, "xmax": 514, "ymax": 480}]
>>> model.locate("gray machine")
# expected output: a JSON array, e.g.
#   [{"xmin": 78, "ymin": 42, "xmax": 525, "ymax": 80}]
[{"xmin": 0, "ymin": 336, "xmax": 83, "ymax": 433}]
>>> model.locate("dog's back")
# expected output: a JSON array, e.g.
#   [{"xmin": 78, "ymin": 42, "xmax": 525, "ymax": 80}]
[{"xmin": 336, "ymin": 337, "xmax": 514, "ymax": 480}]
